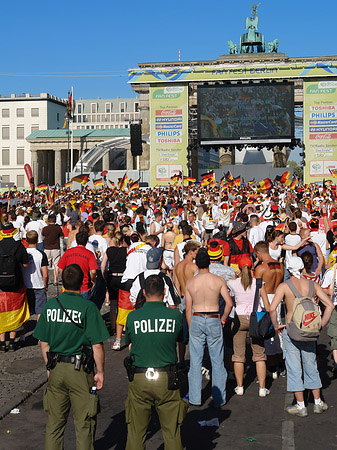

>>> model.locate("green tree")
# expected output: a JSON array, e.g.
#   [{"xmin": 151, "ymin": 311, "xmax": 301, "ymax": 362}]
[{"xmin": 288, "ymin": 160, "xmax": 303, "ymax": 180}]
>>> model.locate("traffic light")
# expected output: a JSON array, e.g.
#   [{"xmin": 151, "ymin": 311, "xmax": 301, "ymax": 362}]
[{"xmin": 130, "ymin": 123, "xmax": 142, "ymax": 156}]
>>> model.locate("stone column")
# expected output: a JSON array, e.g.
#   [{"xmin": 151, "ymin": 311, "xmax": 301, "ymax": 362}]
[
  {"xmin": 30, "ymin": 149, "xmax": 38, "ymax": 179},
  {"xmin": 55, "ymin": 149, "xmax": 62, "ymax": 186},
  {"xmin": 102, "ymin": 151, "xmax": 110, "ymax": 171},
  {"xmin": 47, "ymin": 151, "xmax": 54, "ymax": 185}
]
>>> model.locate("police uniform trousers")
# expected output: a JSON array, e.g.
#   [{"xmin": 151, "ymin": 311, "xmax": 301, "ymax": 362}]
[
  {"xmin": 43, "ymin": 362, "xmax": 98, "ymax": 450},
  {"xmin": 125, "ymin": 372, "xmax": 188, "ymax": 450}
]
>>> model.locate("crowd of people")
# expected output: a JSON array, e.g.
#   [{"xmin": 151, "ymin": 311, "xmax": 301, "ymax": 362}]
[{"xmin": 0, "ymin": 179, "xmax": 337, "ymax": 448}]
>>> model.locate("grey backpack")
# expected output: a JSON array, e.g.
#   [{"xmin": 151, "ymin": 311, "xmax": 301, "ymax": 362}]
[{"xmin": 285, "ymin": 279, "xmax": 321, "ymax": 342}]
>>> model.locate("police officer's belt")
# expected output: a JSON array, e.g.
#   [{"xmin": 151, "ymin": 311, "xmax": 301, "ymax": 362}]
[
  {"xmin": 58, "ymin": 355, "xmax": 78, "ymax": 364},
  {"xmin": 134, "ymin": 364, "xmax": 176, "ymax": 373},
  {"xmin": 193, "ymin": 312, "xmax": 220, "ymax": 319}
]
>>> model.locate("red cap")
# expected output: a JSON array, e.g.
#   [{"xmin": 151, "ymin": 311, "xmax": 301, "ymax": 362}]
[{"xmin": 238, "ymin": 255, "xmax": 252, "ymax": 269}]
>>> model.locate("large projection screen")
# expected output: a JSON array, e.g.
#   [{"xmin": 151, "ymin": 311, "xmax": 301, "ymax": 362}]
[{"xmin": 198, "ymin": 82, "xmax": 294, "ymax": 145}]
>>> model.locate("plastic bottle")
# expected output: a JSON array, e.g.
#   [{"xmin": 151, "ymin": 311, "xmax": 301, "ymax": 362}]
[{"xmin": 91, "ymin": 386, "xmax": 97, "ymax": 395}]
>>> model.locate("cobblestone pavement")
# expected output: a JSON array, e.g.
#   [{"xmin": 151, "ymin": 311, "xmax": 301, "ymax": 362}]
[{"xmin": 0, "ymin": 282, "xmax": 110, "ymax": 419}]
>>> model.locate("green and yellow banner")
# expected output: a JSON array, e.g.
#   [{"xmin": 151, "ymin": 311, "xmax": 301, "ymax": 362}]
[
  {"xmin": 150, "ymin": 85, "xmax": 188, "ymax": 186},
  {"xmin": 303, "ymin": 79, "xmax": 337, "ymax": 183}
]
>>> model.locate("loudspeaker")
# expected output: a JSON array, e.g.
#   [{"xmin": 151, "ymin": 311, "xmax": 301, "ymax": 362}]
[{"xmin": 130, "ymin": 123, "xmax": 142, "ymax": 156}]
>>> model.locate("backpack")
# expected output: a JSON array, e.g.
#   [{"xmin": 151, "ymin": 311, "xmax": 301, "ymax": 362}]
[
  {"xmin": 135, "ymin": 272, "xmax": 181, "ymax": 309},
  {"xmin": 285, "ymin": 279, "xmax": 321, "ymax": 342},
  {"xmin": 0, "ymin": 241, "xmax": 21, "ymax": 290}
]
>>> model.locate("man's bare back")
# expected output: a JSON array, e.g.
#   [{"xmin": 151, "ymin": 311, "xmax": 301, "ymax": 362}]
[
  {"xmin": 255, "ymin": 259, "xmax": 284, "ymax": 294},
  {"xmin": 162, "ymin": 230, "xmax": 176, "ymax": 250},
  {"xmin": 186, "ymin": 272, "xmax": 224, "ymax": 312},
  {"xmin": 174, "ymin": 259, "xmax": 197, "ymax": 296}
]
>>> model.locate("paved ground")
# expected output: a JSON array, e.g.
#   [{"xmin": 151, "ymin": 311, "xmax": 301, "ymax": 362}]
[{"xmin": 1, "ymin": 287, "xmax": 337, "ymax": 449}]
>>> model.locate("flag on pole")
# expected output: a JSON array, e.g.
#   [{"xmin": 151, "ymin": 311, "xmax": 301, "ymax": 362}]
[
  {"xmin": 289, "ymin": 177, "xmax": 297, "ymax": 190},
  {"xmin": 259, "ymin": 178, "xmax": 272, "ymax": 190},
  {"xmin": 129, "ymin": 178, "xmax": 140, "ymax": 191},
  {"xmin": 201, "ymin": 171, "xmax": 215, "ymax": 182},
  {"xmin": 65, "ymin": 181, "xmax": 73, "ymax": 188},
  {"xmin": 329, "ymin": 168, "xmax": 337, "ymax": 178},
  {"xmin": 71, "ymin": 174, "xmax": 89, "ymax": 185},
  {"xmin": 93, "ymin": 179, "xmax": 104, "ymax": 188},
  {"xmin": 37, "ymin": 184, "xmax": 47, "ymax": 191},
  {"xmin": 234, "ymin": 176, "xmax": 241, "ymax": 187},
  {"xmin": 280, "ymin": 171, "xmax": 290, "ymax": 184},
  {"xmin": 225, "ymin": 171, "xmax": 234, "ymax": 183},
  {"xmin": 118, "ymin": 173, "xmax": 128, "ymax": 191}
]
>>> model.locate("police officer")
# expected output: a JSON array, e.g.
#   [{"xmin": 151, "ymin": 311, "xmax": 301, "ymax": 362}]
[
  {"xmin": 33, "ymin": 264, "xmax": 110, "ymax": 450},
  {"xmin": 124, "ymin": 274, "xmax": 187, "ymax": 450}
]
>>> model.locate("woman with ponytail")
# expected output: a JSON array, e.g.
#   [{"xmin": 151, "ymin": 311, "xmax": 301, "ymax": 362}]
[{"xmin": 227, "ymin": 256, "xmax": 270, "ymax": 397}]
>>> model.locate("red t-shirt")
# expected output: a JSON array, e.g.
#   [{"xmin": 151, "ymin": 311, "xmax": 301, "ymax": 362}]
[
  {"xmin": 58, "ymin": 246, "xmax": 98, "ymax": 291},
  {"xmin": 223, "ymin": 238, "xmax": 253, "ymax": 265}
]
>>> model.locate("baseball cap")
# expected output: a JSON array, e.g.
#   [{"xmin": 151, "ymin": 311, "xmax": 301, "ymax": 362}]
[
  {"xmin": 146, "ymin": 247, "xmax": 163, "ymax": 269},
  {"xmin": 238, "ymin": 255, "xmax": 252, "ymax": 269}
]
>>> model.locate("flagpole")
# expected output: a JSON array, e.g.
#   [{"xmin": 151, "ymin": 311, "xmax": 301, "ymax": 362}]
[
  {"xmin": 67, "ymin": 94, "xmax": 70, "ymax": 183},
  {"xmin": 181, "ymin": 169, "xmax": 184, "ymax": 203},
  {"xmin": 70, "ymin": 85, "xmax": 74, "ymax": 176}
]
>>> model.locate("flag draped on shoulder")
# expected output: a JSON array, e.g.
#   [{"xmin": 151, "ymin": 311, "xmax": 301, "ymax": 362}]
[{"xmin": 0, "ymin": 288, "xmax": 30, "ymax": 334}]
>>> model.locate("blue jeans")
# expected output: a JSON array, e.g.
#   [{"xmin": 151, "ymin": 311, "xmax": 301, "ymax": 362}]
[
  {"xmin": 283, "ymin": 329, "xmax": 322, "ymax": 392},
  {"xmin": 188, "ymin": 315, "xmax": 227, "ymax": 407}
]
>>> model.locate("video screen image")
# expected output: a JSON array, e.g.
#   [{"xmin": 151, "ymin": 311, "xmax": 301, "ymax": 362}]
[{"xmin": 198, "ymin": 83, "xmax": 294, "ymax": 142}]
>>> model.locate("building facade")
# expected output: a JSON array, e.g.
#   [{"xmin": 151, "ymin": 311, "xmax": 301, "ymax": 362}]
[
  {"xmin": 0, "ymin": 93, "xmax": 66, "ymax": 188},
  {"xmin": 73, "ymin": 97, "xmax": 140, "ymax": 130}
]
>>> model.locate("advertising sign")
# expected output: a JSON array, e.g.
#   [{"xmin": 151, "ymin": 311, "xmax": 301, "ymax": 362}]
[
  {"xmin": 129, "ymin": 62, "xmax": 337, "ymax": 85},
  {"xmin": 303, "ymin": 79, "xmax": 337, "ymax": 183},
  {"xmin": 150, "ymin": 85, "xmax": 188, "ymax": 186}
]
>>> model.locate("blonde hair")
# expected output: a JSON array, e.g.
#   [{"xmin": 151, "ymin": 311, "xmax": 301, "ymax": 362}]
[
  {"xmin": 113, "ymin": 231, "xmax": 123, "ymax": 247},
  {"xmin": 241, "ymin": 266, "xmax": 253, "ymax": 291}
]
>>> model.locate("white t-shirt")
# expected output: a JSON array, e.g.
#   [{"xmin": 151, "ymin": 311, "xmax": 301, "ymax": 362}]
[
  {"xmin": 23, "ymin": 247, "xmax": 48, "ymax": 289},
  {"xmin": 321, "ymin": 268, "xmax": 337, "ymax": 305},
  {"xmin": 11, "ymin": 220, "xmax": 24, "ymax": 241},
  {"xmin": 247, "ymin": 225, "xmax": 265, "ymax": 249},
  {"xmin": 129, "ymin": 269, "xmax": 175, "ymax": 306},
  {"xmin": 88, "ymin": 234, "xmax": 108, "ymax": 268},
  {"xmin": 121, "ymin": 241, "xmax": 151, "ymax": 282},
  {"xmin": 310, "ymin": 231, "xmax": 327, "ymax": 260},
  {"xmin": 26, "ymin": 220, "xmax": 47, "ymax": 243},
  {"xmin": 284, "ymin": 234, "xmax": 301, "ymax": 267}
]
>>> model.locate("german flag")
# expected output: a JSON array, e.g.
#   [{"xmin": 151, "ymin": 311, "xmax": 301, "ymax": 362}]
[
  {"xmin": 108, "ymin": 180, "xmax": 115, "ymax": 188},
  {"xmin": 280, "ymin": 171, "xmax": 290, "ymax": 184},
  {"xmin": 275, "ymin": 222, "xmax": 286, "ymax": 232},
  {"xmin": 65, "ymin": 181, "xmax": 72, "ymax": 188},
  {"xmin": 234, "ymin": 176, "xmax": 241, "ymax": 187},
  {"xmin": 259, "ymin": 178, "xmax": 272, "ymax": 190},
  {"xmin": 129, "ymin": 178, "xmax": 140, "ymax": 191},
  {"xmin": 225, "ymin": 171, "xmax": 234, "ymax": 183},
  {"xmin": 183, "ymin": 176, "xmax": 196, "ymax": 185},
  {"xmin": 201, "ymin": 171, "xmax": 215, "ymax": 183},
  {"xmin": 0, "ymin": 287, "xmax": 30, "ymax": 334},
  {"xmin": 242, "ymin": 177, "xmax": 246, "ymax": 185},
  {"xmin": 118, "ymin": 173, "xmax": 128, "ymax": 191},
  {"xmin": 93, "ymin": 178, "xmax": 104, "ymax": 188},
  {"xmin": 248, "ymin": 178, "xmax": 255, "ymax": 185},
  {"xmin": 72, "ymin": 174, "xmax": 89, "ymax": 185},
  {"xmin": 201, "ymin": 179, "xmax": 210, "ymax": 187},
  {"xmin": 37, "ymin": 184, "xmax": 47, "ymax": 191},
  {"xmin": 0, "ymin": 208, "xmax": 4, "ymax": 225},
  {"xmin": 289, "ymin": 177, "xmax": 297, "ymax": 190},
  {"xmin": 329, "ymin": 168, "xmax": 337, "ymax": 178},
  {"xmin": 209, "ymin": 180, "xmax": 217, "ymax": 188},
  {"xmin": 171, "ymin": 172, "xmax": 182, "ymax": 183}
]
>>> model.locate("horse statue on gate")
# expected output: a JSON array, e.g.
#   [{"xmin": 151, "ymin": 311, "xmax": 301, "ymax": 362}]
[
  {"xmin": 267, "ymin": 39, "xmax": 279, "ymax": 53},
  {"xmin": 228, "ymin": 40, "xmax": 238, "ymax": 55}
]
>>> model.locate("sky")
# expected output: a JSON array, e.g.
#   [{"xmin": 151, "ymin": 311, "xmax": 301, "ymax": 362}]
[{"xmin": 2, "ymin": 0, "xmax": 336, "ymax": 160}]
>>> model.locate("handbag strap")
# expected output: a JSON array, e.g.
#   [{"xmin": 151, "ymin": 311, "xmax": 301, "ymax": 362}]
[
  {"xmin": 253, "ymin": 278, "xmax": 263, "ymax": 312},
  {"xmin": 331, "ymin": 265, "xmax": 337, "ymax": 302}
]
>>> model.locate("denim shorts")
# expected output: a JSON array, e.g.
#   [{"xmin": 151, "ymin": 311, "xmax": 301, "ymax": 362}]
[
  {"xmin": 27, "ymin": 288, "xmax": 47, "ymax": 315},
  {"xmin": 283, "ymin": 329, "xmax": 322, "ymax": 392}
]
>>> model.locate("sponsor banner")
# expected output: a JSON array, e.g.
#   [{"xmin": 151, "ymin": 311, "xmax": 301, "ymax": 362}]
[
  {"xmin": 304, "ymin": 78, "xmax": 337, "ymax": 182},
  {"xmin": 129, "ymin": 62, "xmax": 337, "ymax": 84},
  {"xmin": 150, "ymin": 85, "xmax": 188, "ymax": 185}
]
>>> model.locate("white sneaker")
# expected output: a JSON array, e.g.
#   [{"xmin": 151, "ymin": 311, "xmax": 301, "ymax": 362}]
[
  {"xmin": 112, "ymin": 340, "xmax": 121, "ymax": 351},
  {"xmin": 272, "ymin": 371, "xmax": 278, "ymax": 380},
  {"xmin": 234, "ymin": 386, "xmax": 244, "ymax": 396},
  {"xmin": 259, "ymin": 388, "xmax": 270, "ymax": 397}
]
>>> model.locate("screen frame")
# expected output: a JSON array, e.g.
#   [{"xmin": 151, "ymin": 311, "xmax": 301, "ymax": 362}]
[{"xmin": 197, "ymin": 81, "xmax": 295, "ymax": 145}]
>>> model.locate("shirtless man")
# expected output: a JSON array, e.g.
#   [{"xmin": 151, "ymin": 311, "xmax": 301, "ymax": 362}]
[
  {"xmin": 185, "ymin": 248, "xmax": 233, "ymax": 408},
  {"xmin": 161, "ymin": 222, "xmax": 176, "ymax": 273},
  {"xmin": 255, "ymin": 241, "xmax": 285, "ymax": 378},
  {"xmin": 173, "ymin": 240, "xmax": 200, "ymax": 362},
  {"xmin": 270, "ymin": 256, "xmax": 333, "ymax": 417}
]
